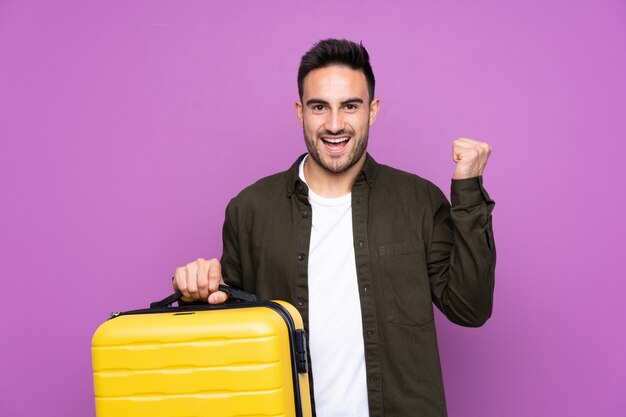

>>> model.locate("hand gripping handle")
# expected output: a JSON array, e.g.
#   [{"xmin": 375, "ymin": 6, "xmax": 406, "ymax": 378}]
[{"xmin": 150, "ymin": 283, "xmax": 256, "ymax": 308}]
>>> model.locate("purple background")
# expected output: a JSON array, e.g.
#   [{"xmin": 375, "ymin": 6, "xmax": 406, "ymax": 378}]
[{"xmin": 1, "ymin": 0, "xmax": 625, "ymax": 416}]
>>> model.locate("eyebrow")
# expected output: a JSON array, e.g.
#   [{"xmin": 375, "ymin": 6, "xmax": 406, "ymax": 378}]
[{"xmin": 305, "ymin": 97, "xmax": 365, "ymax": 106}]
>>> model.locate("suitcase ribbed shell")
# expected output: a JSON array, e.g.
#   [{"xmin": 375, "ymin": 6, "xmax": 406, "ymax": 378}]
[{"xmin": 92, "ymin": 302, "xmax": 311, "ymax": 417}]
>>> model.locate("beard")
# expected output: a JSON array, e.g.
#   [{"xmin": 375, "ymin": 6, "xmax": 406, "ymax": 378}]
[{"xmin": 303, "ymin": 127, "xmax": 369, "ymax": 174}]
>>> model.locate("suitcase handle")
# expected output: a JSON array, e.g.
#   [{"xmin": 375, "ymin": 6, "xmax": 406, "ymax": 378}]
[{"xmin": 150, "ymin": 284, "xmax": 257, "ymax": 309}]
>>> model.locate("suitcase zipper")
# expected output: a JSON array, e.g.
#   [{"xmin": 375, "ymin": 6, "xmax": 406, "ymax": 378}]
[{"xmin": 261, "ymin": 301, "xmax": 308, "ymax": 417}]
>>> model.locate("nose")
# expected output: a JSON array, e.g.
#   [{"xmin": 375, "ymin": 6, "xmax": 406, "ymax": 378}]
[{"xmin": 325, "ymin": 108, "xmax": 344, "ymax": 134}]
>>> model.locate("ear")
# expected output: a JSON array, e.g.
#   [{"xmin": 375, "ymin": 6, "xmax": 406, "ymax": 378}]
[
  {"xmin": 295, "ymin": 101, "xmax": 304, "ymax": 127},
  {"xmin": 369, "ymin": 98, "xmax": 380, "ymax": 126}
]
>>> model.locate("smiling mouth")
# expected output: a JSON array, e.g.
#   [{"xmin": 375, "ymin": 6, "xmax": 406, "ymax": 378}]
[
  {"xmin": 321, "ymin": 136, "xmax": 350, "ymax": 154},
  {"xmin": 322, "ymin": 136, "xmax": 350, "ymax": 144}
]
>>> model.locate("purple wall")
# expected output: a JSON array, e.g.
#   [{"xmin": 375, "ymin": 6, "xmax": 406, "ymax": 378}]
[{"xmin": 1, "ymin": 1, "xmax": 625, "ymax": 416}]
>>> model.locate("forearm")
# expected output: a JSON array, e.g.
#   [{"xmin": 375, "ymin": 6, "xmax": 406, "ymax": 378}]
[{"xmin": 429, "ymin": 177, "xmax": 496, "ymax": 326}]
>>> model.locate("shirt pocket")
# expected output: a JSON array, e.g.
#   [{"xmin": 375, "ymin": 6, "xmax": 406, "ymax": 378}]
[{"xmin": 379, "ymin": 240, "xmax": 434, "ymax": 327}]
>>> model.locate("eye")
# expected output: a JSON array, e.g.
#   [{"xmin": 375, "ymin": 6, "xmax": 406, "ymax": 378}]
[
  {"xmin": 311, "ymin": 104, "xmax": 326, "ymax": 112},
  {"xmin": 344, "ymin": 103, "xmax": 360, "ymax": 112}
]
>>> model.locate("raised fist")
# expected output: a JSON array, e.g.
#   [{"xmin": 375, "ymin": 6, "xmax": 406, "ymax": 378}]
[{"xmin": 452, "ymin": 138, "xmax": 492, "ymax": 180}]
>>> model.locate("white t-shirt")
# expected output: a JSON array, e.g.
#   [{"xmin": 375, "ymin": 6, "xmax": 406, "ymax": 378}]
[{"xmin": 299, "ymin": 157, "xmax": 369, "ymax": 417}]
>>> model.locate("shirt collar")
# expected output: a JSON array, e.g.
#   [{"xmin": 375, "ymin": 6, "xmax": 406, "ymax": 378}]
[{"xmin": 287, "ymin": 153, "xmax": 379, "ymax": 197}]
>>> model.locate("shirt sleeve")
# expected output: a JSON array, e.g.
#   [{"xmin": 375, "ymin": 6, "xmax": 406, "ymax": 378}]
[
  {"xmin": 220, "ymin": 199, "xmax": 244, "ymax": 290},
  {"xmin": 427, "ymin": 176, "xmax": 496, "ymax": 327}
]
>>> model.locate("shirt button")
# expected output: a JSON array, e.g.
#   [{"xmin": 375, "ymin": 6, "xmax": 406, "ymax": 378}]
[
  {"xmin": 363, "ymin": 285, "xmax": 369, "ymax": 292},
  {"xmin": 358, "ymin": 240, "xmax": 364, "ymax": 248},
  {"xmin": 297, "ymin": 298, "xmax": 304, "ymax": 306},
  {"xmin": 297, "ymin": 183, "xmax": 304, "ymax": 191},
  {"xmin": 366, "ymin": 330, "xmax": 375, "ymax": 339},
  {"xmin": 297, "ymin": 253, "xmax": 305, "ymax": 261},
  {"xmin": 370, "ymin": 376, "xmax": 378, "ymax": 384},
  {"xmin": 302, "ymin": 211, "xmax": 309, "ymax": 218}
]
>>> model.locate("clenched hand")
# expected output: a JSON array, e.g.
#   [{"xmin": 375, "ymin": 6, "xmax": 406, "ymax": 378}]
[
  {"xmin": 452, "ymin": 138, "xmax": 492, "ymax": 180},
  {"xmin": 173, "ymin": 258, "xmax": 229, "ymax": 304}
]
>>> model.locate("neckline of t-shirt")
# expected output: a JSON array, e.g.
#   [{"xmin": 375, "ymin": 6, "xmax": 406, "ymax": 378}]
[{"xmin": 299, "ymin": 155, "xmax": 352, "ymax": 207}]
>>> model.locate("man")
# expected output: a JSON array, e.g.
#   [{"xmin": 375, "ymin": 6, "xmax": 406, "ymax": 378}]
[{"xmin": 173, "ymin": 39, "xmax": 495, "ymax": 417}]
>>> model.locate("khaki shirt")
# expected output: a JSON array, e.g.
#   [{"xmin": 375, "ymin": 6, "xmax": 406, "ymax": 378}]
[{"xmin": 221, "ymin": 153, "xmax": 496, "ymax": 417}]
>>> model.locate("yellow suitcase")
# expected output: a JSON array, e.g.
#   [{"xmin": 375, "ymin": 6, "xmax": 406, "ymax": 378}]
[{"xmin": 92, "ymin": 285, "xmax": 312, "ymax": 417}]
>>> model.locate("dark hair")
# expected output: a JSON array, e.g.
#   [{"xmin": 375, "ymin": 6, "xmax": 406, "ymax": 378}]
[{"xmin": 297, "ymin": 39, "xmax": 375, "ymax": 102}]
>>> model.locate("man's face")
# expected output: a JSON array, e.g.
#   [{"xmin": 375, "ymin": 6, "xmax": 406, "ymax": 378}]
[{"xmin": 296, "ymin": 65, "xmax": 380, "ymax": 174}]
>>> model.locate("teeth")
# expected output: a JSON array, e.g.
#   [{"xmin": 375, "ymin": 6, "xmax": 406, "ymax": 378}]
[{"xmin": 323, "ymin": 137, "xmax": 349, "ymax": 143}]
